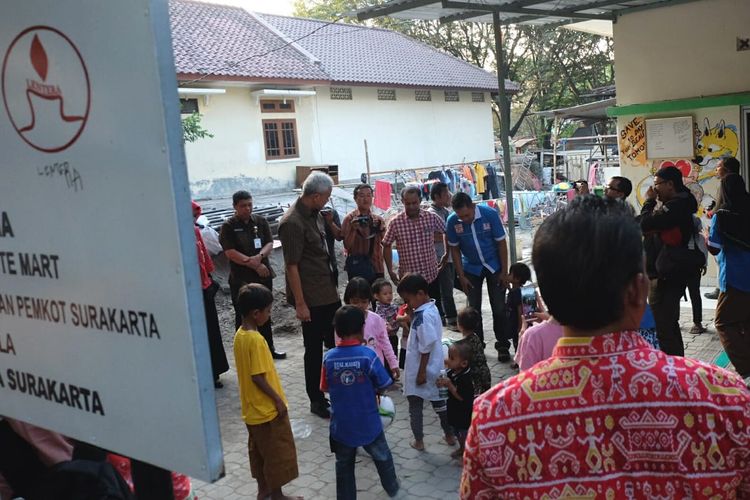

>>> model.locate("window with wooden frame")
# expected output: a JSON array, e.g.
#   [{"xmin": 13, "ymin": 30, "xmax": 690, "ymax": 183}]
[
  {"xmin": 262, "ymin": 119, "xmax": 298, "ymax": 160},
  {"xmin": 180, "ymin": 98, "xmax": 199, "ymax": 114},
  {"xmin": 260, "ymin": 99, "xmax": 295, "ymax": 113}
]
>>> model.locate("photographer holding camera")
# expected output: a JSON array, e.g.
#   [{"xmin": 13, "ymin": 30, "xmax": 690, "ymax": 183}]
[{"xmin": 342, "ymin": 184, "xmax": 385, "ymax": 283}]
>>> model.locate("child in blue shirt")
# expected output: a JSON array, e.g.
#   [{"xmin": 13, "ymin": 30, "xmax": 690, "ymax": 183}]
[{"xmin": 321, "ymin": 305, "xmax": 399, "ymax": 499}]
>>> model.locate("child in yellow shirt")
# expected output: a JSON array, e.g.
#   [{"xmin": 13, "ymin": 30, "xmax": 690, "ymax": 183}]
[{"xmin": 234, "ymin": 283, "xmax": 302, "ymax": 500}]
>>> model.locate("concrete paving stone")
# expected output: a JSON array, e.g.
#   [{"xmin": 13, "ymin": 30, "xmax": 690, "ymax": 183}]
[
  {"xmin": 193, "ymin": 276, "xmax": 726, "ymax": 499},
  {"xmin": 407, "ymin": 480, "xmax": 447, "ymax": 497}
]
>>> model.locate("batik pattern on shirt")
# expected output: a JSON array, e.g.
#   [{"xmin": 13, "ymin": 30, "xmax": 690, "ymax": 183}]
[{"xmin": 461, "ymin": 331, "xmax": 750, "ymax": 499}]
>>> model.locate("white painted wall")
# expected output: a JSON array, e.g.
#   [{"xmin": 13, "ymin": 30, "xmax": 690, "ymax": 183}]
[
  {"xmin": 183, "ymin": 84, "xmax": 495, "ymax": 198},
  {"xmin": 613, "ymin": 0, "xmax": 750, "ymax": 105},
  {"xmin": 312, "ymin": 86, "xmax": 495, "ymax": 180},
  {"xmin": 184, "ymin": 86, "xmax": 319, "ymax": 197}
]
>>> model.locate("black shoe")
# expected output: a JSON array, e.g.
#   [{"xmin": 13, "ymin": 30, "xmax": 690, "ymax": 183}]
[
  {"xmin": 214, "ymin": 380, "xmax": 224, "ymax": 389},
  {"xmin": 497, "ymin": 350, "xmax": 511, "ymax": 363},
  {"xmin": 704, "ymin": 288, "xmax": 720, "ymax": 300},
  {"xmin": 310, "ymin": 401, "xmax": 330, "ymax": 419},
  {"xmin": 271, "ymin": 350, "xmax": 287, "ymax": 360}
]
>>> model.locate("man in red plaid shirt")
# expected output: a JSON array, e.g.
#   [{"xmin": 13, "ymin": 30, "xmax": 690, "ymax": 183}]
[{"xmin": 383, "ymin": 186, "xmax": 446, "ymax": 312}]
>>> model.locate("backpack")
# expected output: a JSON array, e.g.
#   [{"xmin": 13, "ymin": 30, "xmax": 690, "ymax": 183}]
[{"xmin": 655, "ymin": 216, "xmax": 707, "ymax": 280}]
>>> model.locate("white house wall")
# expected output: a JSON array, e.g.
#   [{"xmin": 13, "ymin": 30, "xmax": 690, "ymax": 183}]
[
  {"xmin": 184, "ymin": 85, "xmax": 495, "ymax": 199},
  {"xmin": 313, "ymin": 87, "xmax": 495, "ymax": 181},
  {"xmin": 613, "ymin": 0, "xmax": 750, "ymax": 105},
  {"xmin": 185, "ymin": 87, "xmax": 319, "ymax": 198}
]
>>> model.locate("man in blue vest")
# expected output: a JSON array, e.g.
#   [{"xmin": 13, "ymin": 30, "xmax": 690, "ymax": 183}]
[{"xmin": 446, "ymin": 192, "xmax": 511, "ymax": 361}]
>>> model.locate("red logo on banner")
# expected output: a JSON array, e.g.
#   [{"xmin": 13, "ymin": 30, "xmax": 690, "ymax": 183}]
[{"xmin": 2, "ymin": 26, "xmax": 91, "ymax": 153}]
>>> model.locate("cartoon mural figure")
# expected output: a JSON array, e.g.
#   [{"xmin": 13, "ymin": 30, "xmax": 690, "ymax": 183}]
[
  {"xmin": 634, "ymin": 118, "xmax": 739, "ymax": 221},
  {"xmin": 695, "ymin": 118, "xmax": 739, "ymax": 170}
]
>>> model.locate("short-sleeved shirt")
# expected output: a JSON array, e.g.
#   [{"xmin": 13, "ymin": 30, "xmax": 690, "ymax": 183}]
[
  {"xmin": 428, "ymin": 203, "xmax": 452, "ymax": 263},
  {"xmin": 321, "ymin": 340, "xmax": 393, "ymax": 447},
  {"xmin": 446, "ymin": 204, "xmax": 506, "ymax": 276},
  {"xmin": 219, "ymin": 214, "xmax": 273, "ymax": 286},
  {"xmin": 233, "ymin": 327, "xmax": 287, "ymax": 426},
  {"xmin": 447, "ymin": 367, "xmax": 474, "ymax": 430},
  {"xmin": 341, "ymin": 209, "xmax": 385, "ymax": 274},
  {"xmin": 514, "ymin": 319, "xmax": 563, "ymax": 371},
  {"xmin": 708, "ymin": 213, "xmax": 750, "ymax": 293},
  {"xmin": 278, "ymin": 199, "xmax": 340, "ymax": 307},
  {"xmin": 464, "ymin": 333, "xmax": 492, "ymax": 394},
  {"xmin": 404, "ymin": 300, "xmax": 444, "ymax": 400},
  {"xmin": 382, "ymin": 209, "xmax": 445, "ymax": 283},
  {"xmin": 461, "ymin": 331, "xmax": 750, "ymax": 498}
]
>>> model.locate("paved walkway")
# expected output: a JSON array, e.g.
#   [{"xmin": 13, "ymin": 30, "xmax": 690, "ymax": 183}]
[{"xmin": 191, "ymin": 287, "xmax": 725, "ymax": 499}]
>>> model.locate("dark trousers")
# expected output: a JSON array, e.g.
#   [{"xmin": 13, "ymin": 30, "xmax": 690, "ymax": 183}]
[
  {"xmin": 231, "ymin": 279, "xmax": 275, "ymax": 352},
  {"xmin": 428, "ymin": 276, "xmax": 443, "ymax": 323},
  {"xmin": 303, "ymin": 301, "xmax": 341, "ymax": 404},
  {"xmin": 333, "ymin": 432, "xmax": 399, "ymax": 500},
  {"xmin": 715, "ymin": 286, "xmax": 750, "ymax": 377},
  {"xmin": 685, "ymin": 271, "xmax": 702, "ymax": 324},
  {"xmin": 466, "ymin": 268, "xmax": 508, "ymax": 352},
  {"xmin": 407, "ymin": 396, "xmax": 451, "ymax": 442},
  {"xmin": 437, "ymin": 263, "xmax": 457, "ymax": 323},
  {"xmin": 649, "ymin": 278, "xmax": 686, "ymax": 356},
  {"xmin": 204, "ymin": 287, "xmax": 229, "ymax": 380}
]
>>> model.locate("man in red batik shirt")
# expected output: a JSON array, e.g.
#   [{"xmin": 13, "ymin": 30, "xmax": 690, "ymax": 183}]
[{"xmin": 461, "ymin": 196, "xmax": 750, "ymax": 499}]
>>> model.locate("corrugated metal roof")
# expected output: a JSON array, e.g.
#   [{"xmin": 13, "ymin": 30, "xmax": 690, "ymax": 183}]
[
  {"xmin": 170, "ymin": 0, "xmax": 517, "ymax": 91},
  {"xmin": 355, "ymin": 0, "xmax": 704, "ymax": 26}
]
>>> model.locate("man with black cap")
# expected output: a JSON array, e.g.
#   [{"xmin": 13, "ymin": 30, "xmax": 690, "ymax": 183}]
[{"xmin": 640, "ymin": 166, "xmax": 700, "ymax": 356}]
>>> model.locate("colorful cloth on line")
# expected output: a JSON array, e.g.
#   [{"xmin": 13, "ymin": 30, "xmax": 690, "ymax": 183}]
[{"xmin": 461, "ymin": 331, "xmax": 750, "ymax": 499}]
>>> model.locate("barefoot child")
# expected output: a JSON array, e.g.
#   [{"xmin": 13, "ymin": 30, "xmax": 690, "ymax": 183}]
[
  {"xmin": 456, "ymin": 307, "xmax": 492, "ymax": 394},
  {"xmin": 234, "ymin": 284, "xmax": 302, "ymax": 500},
  {"xmin": 340, "ymin": 278, "xmax": 399, "ymax": 380},
  {"xmin": 397, "ymin": 273, "xmax": 454, "ymax": 451},
  {"xmin": 436, "ymin": 340, "xmax": 474, "ymax": 459},
  {"xmin": 372, "ymin": 278, "xmax": 400, "ymax": 363},
  {"xmin": 322, "ymin": 305, "xmax": 400, "ymax": 499}
]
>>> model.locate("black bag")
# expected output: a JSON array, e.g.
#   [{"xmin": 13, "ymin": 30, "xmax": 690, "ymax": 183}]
[{"xmin": 655, "ymin": 242, "xmax": 706, "ymax": 281}]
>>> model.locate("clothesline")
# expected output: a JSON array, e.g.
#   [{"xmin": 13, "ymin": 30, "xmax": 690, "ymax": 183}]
[{"xmin": 365, "ymin": 158, "xmax": 499, "ymax": 177}]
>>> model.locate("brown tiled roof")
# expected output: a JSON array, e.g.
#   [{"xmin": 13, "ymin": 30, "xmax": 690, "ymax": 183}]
[
  {"xmin": 169, "ymin": 0, "xmax": 329, "ymax": 81},
  {"xmin": 170, "ymin": 0, "xmax": 517, "ymax": 92}
]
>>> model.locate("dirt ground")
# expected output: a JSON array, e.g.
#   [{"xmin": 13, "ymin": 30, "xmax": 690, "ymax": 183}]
[{"xmin": 212, "ymin": 244, "xmax": 351, "ymax": 346}]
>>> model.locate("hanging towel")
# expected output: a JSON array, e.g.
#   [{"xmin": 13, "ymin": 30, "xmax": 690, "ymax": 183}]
[{"xmin": 374, "ymin": 179, "xmax": 392, "ymax": 210}]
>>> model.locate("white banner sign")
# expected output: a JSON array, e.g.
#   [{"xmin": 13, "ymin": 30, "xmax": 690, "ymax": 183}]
[{"xmin": 0, "ymin": 0, "xmax": 223, "ymax": 481}]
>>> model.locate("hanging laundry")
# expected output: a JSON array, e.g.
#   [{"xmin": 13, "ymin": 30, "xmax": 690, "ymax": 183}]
[
  {"xmin": 462, "ymin": 164, "xmax": 475, "ymax": 184},
  {"xmin": 473, "ymin": 162, "xmax": 488, "ymax": 197},
  {"xmin": 485, "ymin": 163, "xmax": 500, "ymax": 199},
  {"xmin": 374, "ymin": 179, "xmax": 392, "ymax": 210}
]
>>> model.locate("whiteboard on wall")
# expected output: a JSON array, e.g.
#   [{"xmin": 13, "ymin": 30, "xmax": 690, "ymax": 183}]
[{"xmin": 645, "ymin": 116, "xmax": 694, "ymax": 159}]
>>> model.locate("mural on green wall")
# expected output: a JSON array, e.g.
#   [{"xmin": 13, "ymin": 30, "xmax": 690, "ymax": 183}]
[{"xmin": 628, "ymin": 117, "xmax": 740, "ymax": 220}]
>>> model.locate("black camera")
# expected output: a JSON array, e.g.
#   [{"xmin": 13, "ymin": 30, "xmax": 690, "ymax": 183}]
[{"xmin": 354, "ymin": 215, "xmax": 371, "ymax": 226}]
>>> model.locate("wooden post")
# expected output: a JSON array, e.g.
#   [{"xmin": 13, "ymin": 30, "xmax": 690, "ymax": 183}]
[{"xmin": 364, "ymin": 139, "xmax": 371, "ymax": 184}]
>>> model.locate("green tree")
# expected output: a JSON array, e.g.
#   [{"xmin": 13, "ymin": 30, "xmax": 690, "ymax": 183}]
[{"xmin": 181, "ymin": 112, "xmax": 214, "ymax": 143}]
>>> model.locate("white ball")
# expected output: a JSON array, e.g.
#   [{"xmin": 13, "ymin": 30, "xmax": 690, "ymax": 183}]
[{"xmin": 378, "ymin": 395, "xmax": 396, "ymax": 427}]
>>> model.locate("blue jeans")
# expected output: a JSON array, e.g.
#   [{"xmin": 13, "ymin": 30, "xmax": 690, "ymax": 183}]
[{"xmin": 333, "ymin": 431, "xmax": 399, "ymax": 499}]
